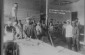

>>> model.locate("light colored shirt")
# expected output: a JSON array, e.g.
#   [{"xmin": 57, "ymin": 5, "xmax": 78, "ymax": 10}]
[
  {"xmin": 65, "ymin": 25, "xmax": 73, "ymax": 37},
  {"xmin": 12, "ymin": 7, "xmax": 17, "ymax": 17},
  {"xmin": 15, "ymin": 25, "xmax": 20, "ymax": 34},
  {"xmin": 63, "ymin": 24, "xmax": 67, "ymax": 29},
  {"xmin": 49, "ymin": 25, "xmax": 53, "ymax": 32},
  {"xmin": 36, "ymin": 25, "xmax": 42, "ymax": 35}
]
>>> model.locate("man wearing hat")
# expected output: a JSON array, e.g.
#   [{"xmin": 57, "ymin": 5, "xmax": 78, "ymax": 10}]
[
  {"xmin": 65, "ymin": 20, "xmax": 73, "ymax": 50},
  {"xmin": 36, "ymin": 22, "xmax": 42, "ymax": 40}
]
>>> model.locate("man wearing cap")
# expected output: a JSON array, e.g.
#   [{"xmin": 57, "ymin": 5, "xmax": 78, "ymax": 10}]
[{"xmin": 65, "ymin": 20, "xmax": 73, "ymax": 50}]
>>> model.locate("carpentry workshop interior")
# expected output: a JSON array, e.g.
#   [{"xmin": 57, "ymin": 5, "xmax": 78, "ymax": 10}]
[{"xmin": 3, "ymin": 0, "xmax": 85, "ymax": 55}]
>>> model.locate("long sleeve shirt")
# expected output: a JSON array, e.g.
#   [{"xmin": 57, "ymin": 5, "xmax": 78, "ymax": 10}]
[{"xmin": 65, "ymin": 25, "xmax": 73, "ymax": 37}]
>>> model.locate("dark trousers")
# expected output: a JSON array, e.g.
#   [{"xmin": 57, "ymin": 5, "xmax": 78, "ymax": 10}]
[
  {"xmin": 37, "ymin": 34, "xmax": 42, "ymax": 40},
  {"xmin": 73, "ymin": 36, "xmax": 80, "ymax": 51},
  {"xmin": 66, "ymin": 37, "xmax": 72, "ymax": 50}
]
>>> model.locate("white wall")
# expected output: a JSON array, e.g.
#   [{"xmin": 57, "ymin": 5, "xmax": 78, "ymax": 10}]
[{"xmin": 71, "ymin": 0, "xmax": 84, "ymax": 25}]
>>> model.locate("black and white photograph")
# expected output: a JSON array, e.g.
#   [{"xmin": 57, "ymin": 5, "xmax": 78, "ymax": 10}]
[{"xmin": 2, "ymin": 0, "xmax": 85, "ymax": 55}]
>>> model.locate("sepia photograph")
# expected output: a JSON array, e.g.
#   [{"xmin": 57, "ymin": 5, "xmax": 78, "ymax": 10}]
[{"xmin": 2, "ymin": 0, "xmax": 85, "ymax": 55}]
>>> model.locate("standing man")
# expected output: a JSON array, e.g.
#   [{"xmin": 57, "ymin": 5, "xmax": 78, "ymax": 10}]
[
  {"xmin": 49, "ymin": 22, "xmax": 54, "ymax": 38},
  {"xmin": 65, "ymin": 20, "xmax": 73, "ymax": 50},
  {"xmin": 18, "ymin": 20, "xmax": 23, "ymax": 38},
  {"xmin": 72, "ymin": 21, "xmax": 80, "ymax": 51},
  {"xmin": 12, "ymin": 3, "xmax": 18, "ymax": 21},
  {"xmin": 32, "ymin": 20, "xmax": 37, "ymax": 39},
  {"xmin": 24, "ymin": 18, "xmax": 30, "ymax": 38},
  {"xmin": 36, "ymin": 22, "xmax": 42, "ymax": 40},
  {"xmin": 24, "ymin": 18, "xmax": 34, "ymax": 38},
  {"xmin": 12, "ymin": 20, "xmax": 20, "ymax": 39},
  {"xmin": 62, "ymin": 21, "xmax": 67, "ymax": 42}
]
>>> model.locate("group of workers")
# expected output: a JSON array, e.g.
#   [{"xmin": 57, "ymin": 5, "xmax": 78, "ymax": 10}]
[
  {"xmin": 4, "ymin": 3, "xmax": 80, "ymax": 53},
  {"xmin": 48, "ymin": 19, "xmax": 80, "ymax": 52},
  {"xmin": 4, "ymin": 18, "xmax": 80, "ymax": 51}
]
